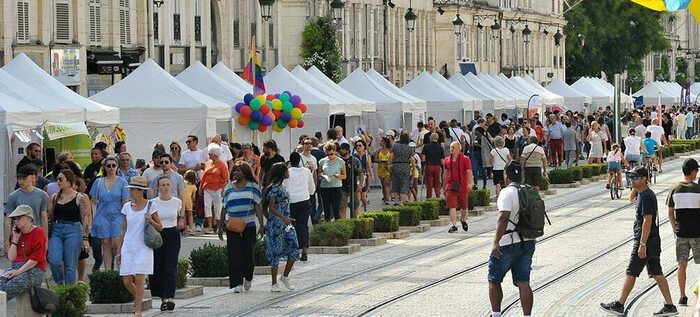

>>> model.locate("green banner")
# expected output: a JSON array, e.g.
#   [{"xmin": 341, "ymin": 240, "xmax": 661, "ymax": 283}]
[{"xmin": 43, "ymin": 134, "xmax": 92, "ymax": 169}]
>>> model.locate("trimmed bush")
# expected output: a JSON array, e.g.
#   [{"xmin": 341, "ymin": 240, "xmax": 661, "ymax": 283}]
[
  {"xmin": 580, "ymin": 165, "xmax": 593, "ymax": 178},
  {"xmin": 254, "ymin": 237, "xmax": 269, "ymax": 266},
  {"xmin": 189, "ymin": 242, "xmax": 228, "ymax": 277},
  {"xmin": 671, "ymin": 139, "xmax": 700, "ymax": 150},
  {"xmin": 177, "ymin": 259, "xmax": 189, "ymax": 289},
  {"xmin": 360, "ymin": 211, "xmax": 399, "ymax": 232},
  {"xmin": 570, "ymin": 167, "xmax": 583, "ymax": 181},
  {"xmin": 88, "ymin": 270, "xmax": 133, "ymax": 304},
  {"xmin": 51, "ymin": 283, "xmax": 88, "ymax": 317},
  {"xmin": 341, "ymin": 217, "xmax": 374, "ymax": 239},
  {"xmin": 310, "ymin": 220, "xmax": 353, "ymax": 246},
  {"xmin": 600, "ymin": 163, "xmax": 608, "ymax": 175},
  {"xmin": 548, "ymin": 169, "xmax": 574, "ymax": 184},
  {"xmin": 404, "ymin": 201, "xmax": 439, "ymax": 220},
  {"xmin": 427, "ymin": 198, "xmax": 447, "ymax": 215},
  {"xmin": 540, "ymin": 177, "xmax": 550, "ymax": 191},
  {"xmin": 670, "ymin": 144, "xmax": 691, "ymax": 154},
  {"xmin": 588, "ymin": 164, "xmax": 601, "ymax": 176},
  {"xmin": 661, "ymin": 146, "xmax": 672, "ymax": 157},
  {"xmin": 384, "ymin": 205, "xmax": 421, "ymax": 226},
  {"xmin": 467, "ymin": 189, "xmax": 491, "ymax": 208}
]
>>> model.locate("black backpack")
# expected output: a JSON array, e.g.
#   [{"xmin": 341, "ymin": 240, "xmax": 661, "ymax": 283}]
[{"xmin": 506, "ymin": 182, "xmax": 550, "ymax": 239}]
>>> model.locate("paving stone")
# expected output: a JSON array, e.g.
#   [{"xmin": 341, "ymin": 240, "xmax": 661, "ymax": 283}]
[
  {"xmin": 174, "ymin": 285, "xmax": 204, "ymax": 299},
  {"xmin": 187, "ymin": 277, "xmax": 228, "ymax": 287},
  {"xmin": 348, "ymin": 236, "xmax": 387, "ymax": 246},
  {"xmin": 399, "ymin": 224, "xmax": 431, "ymax": 233},
  {"xmin": 544, "ymin": 189, "xmax": 557, "ymax": 195},
  {"xmin": 484, "ymin": 205, "xmax": 498, "ymax": 212},
  {"xmin": 86, "ymin": 298, "xmax": 152, "ymax": 314},
  {"xmin": 468, "ymin": 207, "xmax": 485, "ymax": 216},
  {"xmin": 307, "ymin": 244, "xmax": 361, "ymax": 254},
  {"xmin": 253, "ymin": 262, "xmax": 287, "ymax": 275}
]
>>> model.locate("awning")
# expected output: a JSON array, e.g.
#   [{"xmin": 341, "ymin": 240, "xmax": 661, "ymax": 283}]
[
  {"xmin": 43, "ymin": 121, "xmax": 89, "ymax": 140},
  {"xmin": 87, "ymin": 50, "xmax": 123, "ymax": 75}
]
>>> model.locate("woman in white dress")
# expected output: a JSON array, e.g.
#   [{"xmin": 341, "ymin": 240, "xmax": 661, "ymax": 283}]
[
  {"xmin": 587, "ymin": 121, "xmax": 606, "ymax": 164},
  {"xmin": 116, "ymin": 176, "xmax": 162, "ymax": 317}
]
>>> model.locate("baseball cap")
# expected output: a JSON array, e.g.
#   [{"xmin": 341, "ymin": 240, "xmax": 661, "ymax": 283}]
[
  {"xmin": 629, "ymin": 166, "xmax": 649, "ymax": 179},
  {"xmin": 9, "ymin": 205, "xmax": 34, "ymax": 220},
  {"xmin": 408, "ymin": 142, "xmax": 416, "ymax": 148},
  {"xmin": 505, "ymin": 160, "xmax": 521, "ymax": 182},
  {"xmin": 16, "ymin": 165, "xmax": 36, "ymax": 178},
  {"xmin": 682, "ymin": 158, "xmax": 699, "ymax": 176},
  {"xmin": 152, "ymin": 149, "xmax": 164, "ymax": 159}
]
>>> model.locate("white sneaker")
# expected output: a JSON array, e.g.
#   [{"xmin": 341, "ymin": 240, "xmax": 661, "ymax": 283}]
[
  {"xmin": 271, "ymin": 283, "xmax": 281, "ymax": 292},
  {"xmin": 233, "ymin": 285, "xmax": 242, "ymax": 293},
  {"xmin": 279, "ymin": 276, "xmax": 295, "ymax": 291},
  {"xmin": 243, "ymin": 279, "xmax": 252, "ymax": 291},
  {"xmin": 195, "ymin": 225, "xmax": 202, "ymax": 232}
]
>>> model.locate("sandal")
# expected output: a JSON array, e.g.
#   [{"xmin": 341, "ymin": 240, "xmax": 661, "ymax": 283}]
[
  {"xmin": 166, "ymin": 301, "xmax": 175, "ymax": 311},
  {"xmin": 160, "ymin": 302, "xmax": 169, "ymax": 311}
]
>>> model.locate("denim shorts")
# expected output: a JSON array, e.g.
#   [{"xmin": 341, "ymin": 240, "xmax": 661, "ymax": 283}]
[
  {"xmin": 625, "ymin": 154, "xmax": 641, "ymax": 166},
  {"xmin": 488, "ymin": 240, "xmax": 536, "ymax": 283},
  {"xmin": 608, "ymin": 161, "xmax": 622, "ymax": 172}
]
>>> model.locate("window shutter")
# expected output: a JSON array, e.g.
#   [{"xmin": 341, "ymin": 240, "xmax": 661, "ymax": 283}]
[
  {"xmin": 120, "ymin": 0, "xmax": 131, "ymax": 45},
  {"xmin": 16, "ymin": 1, "xmax": 29, "ymax": 43},
  {"xmin": 54, "ymin": 0, "xmax": 71, "ymax": 43},
  {"xmin": 194, "ymin": 0, "xmax": 202, "ymax": 43},
  {"xmin": 89, "ymin": 0, "xmax": 102, "ymax": 44}
]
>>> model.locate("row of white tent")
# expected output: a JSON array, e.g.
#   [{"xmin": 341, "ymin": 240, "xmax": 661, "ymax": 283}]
[{"xmin": 633, "ymin": 81, "xmax": 700, "ymax": 106}]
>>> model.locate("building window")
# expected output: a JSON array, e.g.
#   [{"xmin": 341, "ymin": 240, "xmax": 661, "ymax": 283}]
[
  {"xmin": 194, "ymin": 0, "xmax": 202, "ymax": 43},
  {"xmin": 16, "ymin": 0, "xmax": 30, "ymax": 44},
  {"xmin": 154, "ymin": 11, "xmax": 159, "ymax": 41},
  {"xmin": 54, "ymin": 0, "xmax": 71, "ymax": 43},
  {"xmin": 119, "ymin": 0, "xmax": 131, "ymax": 45},
  {"xmin": 233, "ymin": 0, "xmax": 240, "ymax": 47},
  {"xmin": 172, "ymin": 0, "xmax": 181, "ymax": 42},
  {"xmin": 89, "ymin": 0, "xmax": 101, "ymax": 45},
  {"xmin": 268, "ymin": 23, "xmax": 274, "ymax": 47}
]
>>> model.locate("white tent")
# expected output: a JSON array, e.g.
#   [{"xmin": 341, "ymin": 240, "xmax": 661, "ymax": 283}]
[
  {"xmin": 464, "ymin": 73, "xmax": 517, "ymax": 111},
  {"xmin": 401, "ymin": 71, "xmax": 472, "ymax": 123},
  {"xmin": 516, "ymin": 75, "xmax": 566, "ymax": 106},
  {"xmin": 0, "ymin": 70, "xmax": 84, "ymax": 123},
  {"xmin": 91, "ymin": 59, "xmax": 231, "ymax": 160},
  {"xmin": 545, "ymin": 78, "xmax": 591, "ymax": 112},
  {"xmin": 477, "ymin": 73, "xmax": 527, "ymax": 109},
  {"xmin": 590, "ymin": 77, "xmax": 633, "ymax": 105},
  {"xmin": 430, "ymin": 71, "xmax": 483, "ymax": 116},
  {"xmin": 449, "ymin": 73, "xmax": 503, "ymax": 115},
  {"xmin": 264, "ymin": 64, "xmax": 346, "ymax": 155},
  {"xmin": 632, "ymin": 82, "xmax": 680, "ymax": 106},
  {"xmin": 691, "ymin": 83, "xmax": 700, "ymax": 103},
  {"xmin": 571, "ymin": 78, "xmax": 613, "ymax": 107},
  {"xmin": 211, "ymin": 62, "xmax": 253, "ymax": 93},
  {"xmin": 340, "ymin": 68, "xmax": 415, "ymax": 131},
  {"xmin": 492, "ymin": 74, "xmax": 534, "ymax": 99},
  {"xmin": 365, "ymin": 69, "xmax": 427, "ymax": 122},
  {"xmin": 176, "ymin": 60, "xmax": 249, "ymax": 142},
  {"xmin": 3, "ymin": 53, "xmax": 119, "ymax": 126}
]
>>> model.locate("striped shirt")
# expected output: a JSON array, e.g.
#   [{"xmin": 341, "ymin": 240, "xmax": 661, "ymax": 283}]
[
  {"xmin": 666, "ymin": 181, "xmax": 700, "ymax": 238},
  {"xmin": 222, "ymin": 181, "xmax": 262, "ymax": 227}
]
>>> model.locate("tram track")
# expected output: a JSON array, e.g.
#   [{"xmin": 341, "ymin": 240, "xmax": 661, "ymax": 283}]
[{"xmin": 624, "ymin": 255, "xmax": 694, "ymax": 316}]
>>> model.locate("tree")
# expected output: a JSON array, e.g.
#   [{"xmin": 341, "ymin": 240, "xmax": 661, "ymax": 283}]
[
  {"xmin": 564, "ymin": 0, "xmax": 669, "ymax": 83},
  {"xmin": 300, "ymin": 16, "xmax": 342, "ymax": 82}
]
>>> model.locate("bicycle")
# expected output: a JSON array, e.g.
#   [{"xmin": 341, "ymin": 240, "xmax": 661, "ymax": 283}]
[
  {"xmin": 641, "ymin": 154, "xmax": 657, "ymax": 185},
  {"xmin": 610, "ymin": 174, "xmax": 622, "ymax": 199}
]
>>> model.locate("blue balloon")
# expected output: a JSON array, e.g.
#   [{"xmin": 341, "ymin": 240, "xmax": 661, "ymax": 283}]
[
  {"xmin": 290, "ymin": 95, "xmax": 302, "ymax": 106},
  {"xmin": 235, "ymin": 103, "xmax": 244, "ymax": 113},
  {"xmin": 251, "ymin": 110, "xmax": 263, "ymax": 122},
  {"xmin": 281, "ymin": 112, "xmax": 292, "ymax": 123},
  {"xmin": 274, "ymin": 93, "xmax": 280, "ymax": 98},
  {"xmin": 283, "ymin": 90, "xmax": 292, "ymax": 97},
  {"xmin": 261, "ymin": 115, "xmax": 273, "ymax": 126},
  {"xmin": 243, "ymin": 93, "xmax": 254, "ymax": 104}
]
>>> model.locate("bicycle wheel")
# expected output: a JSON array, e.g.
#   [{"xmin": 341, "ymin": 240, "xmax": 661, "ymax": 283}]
[
  {"xmin": 615, "ymin": 181, "xmax": 622, "ymax": 198},
  {"xmin": 610, "ymin": 181, "xmax": 615, "ymax": 200}
]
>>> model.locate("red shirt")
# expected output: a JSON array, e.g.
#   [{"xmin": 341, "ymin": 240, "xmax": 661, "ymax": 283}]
[
  {"xmin": 201, "ymin": 160, "xmax": 230, "ymax": 190},
  {"xmin": 444, "ymin": 154, "xmax": 472, "ymax": 193},
  {"xmin": 15, "ymin": 226, "xmax": 47, "ymax": 271},
  {"xmin": 534, "ymin": 125, "xmax": 545, "ymax": 142}
]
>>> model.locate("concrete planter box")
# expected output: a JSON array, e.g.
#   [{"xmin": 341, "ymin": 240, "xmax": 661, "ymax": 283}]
[
  {"xmin": 423, "ymin": 217, "xmax": 451, "ymax": 227},
  {"xmin": 254, "ymin": 262, "xmax": 288, "ymax": 275},
  {"xmin": 484, "ymin": 205, "xmax": 498, "ymax": 212},
  {"xmin": 468, "ymin": 206, "xmax": 485, "ymax": 216},
  {"xmin": 86, "ymin": 298, "xmax": 152, "ymax": 314},
  {"xmin": 307, "ymin": 244, "xmax": 361, "ymax": 254},
  {"xmin": 348, "ymin": 236, "xmax": 387, "ymax": 246},
  {"xmin": 174, "ymin": 285, "xmax": 204, "ymax": 299},
  {"xmin": 373, "ymin": 230, "xmax": 410, "ymax": 239},
  {"xmin": 399, "ymin": 224, "xmax": 431, "ymax": 233},
  {"xmin": 188, "ymin": 276, "xmax": 229, "ymax": 287},
  {"xmin": 549, "ymin": 182, "xmax": 580, "ymax": 188},
  {"xmin": 544, "ymin": 189, "xmax": 557, "ymax": 195},
  {"xmin": 538, "ymin": 192, "xmax": 546, "ymax": 199},
  {"xmin": 579, "ymin": 179, "xmax": 590, "ymax": 185}
]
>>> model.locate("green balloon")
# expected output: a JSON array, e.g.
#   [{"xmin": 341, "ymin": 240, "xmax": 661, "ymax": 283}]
[
  {"xmin": 279, "ymin": 93, "xmax": 290, "ymax": 102},
  {"xmin": 249, "ymin": 121, "xmax": 260, "ymax": 130},
  {"xmin": 250, "ymin": 99, "xmax": 262, "ymax": 111},
  {"xmin": 282, "ymin": 102, "xmax": 293, "ymax": 112},
  {"xmin": 277, "ymin": 120, "xmax": 287, "ymax": 129},
  {"xmin": 265, "ymin": 100, "xmax": 273, "ymax": 107}
]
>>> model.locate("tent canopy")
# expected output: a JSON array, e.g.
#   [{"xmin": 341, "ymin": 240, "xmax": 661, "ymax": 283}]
[
  {"xmin": 176, "ymin": 60, "xmax": 247, "ymax": 106},
  {"xmin": 366, "ymin": 68, "xmax": 427, "ymax": 113},
  {"xmin": 3, "ymin": 53, "xmax": 119, "ymax": 126},
  {"xmin": 632, "ymin": 81, "xmax": 680, "ymax": 106},
  {"xmin": 571, "ymin": 78, "xmax": 613, "ymax": 107},
  {"xmin": 462, "ymin": 73, "xmax": 513, "ymax": 111},
  {"xmin": 0, "ymin": 91, "xmax": 43, "ymax": 130},
  {"xmin": 402, "ymin": 71, "xmax": 471, "ymax": 123},
  {"xmin": 545, "ymin": 78, "xmax": 591, "ymax": 112},
  {"xmin": 449, "ymin": 73, "xmax": 502, "ymax": 115},
  {"xmin": 306, "ymin": 66, "xmax": 376, "ymax": 114},
  {"xmin": 211, "ymin": 62, "xmax": 253, "ymax": 93},
  {"xmin": 290, "ymin": 66, "xmax": 360, "ymax": 116},
  {"xmin": 430, "ymin": 71, "xmax": 483, "ymax": 112},
  {"xmin": 477, "ymin": 73, "xmax": 527, "ymax": 108},
  {"xmin": 516, "ymin": 75, "xmax": 565, "ymax": 105}
]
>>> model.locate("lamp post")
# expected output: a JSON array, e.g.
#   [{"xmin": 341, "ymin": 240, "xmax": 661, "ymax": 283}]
[
  {"xmin": 382, "ymin": 0, "xmax": 395, "ymax": 75},
  {"xmin": 330, "ymin": 0, "xmax": 344, "ymax": 21},
  {"xmin": 259, "ymin": 0, "xmax": 274, "ymax": 21},
  {"xmin": 453, "ymin": 13, "xmax": 464, "ymax": 36},
  {"xmin": 405, "ymin": 7, "xmax": 417, "ymax": 32}
]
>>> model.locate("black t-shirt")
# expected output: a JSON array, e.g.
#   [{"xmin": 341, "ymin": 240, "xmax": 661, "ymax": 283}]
[
  {"xmin": 16, "ymin": 156, "xmax": 32, "ymax": 172},
  {"xmin": 260, "ymin": 153, "xmax": 285, "ymax": 181},
  {"xmin": 84, "ymin": 162, "xmax": 101, "ymax": 183},
  {"xmin": 423, "ymin": 130, "xmax": 445, "ymax": 146},
  {"xmin": 423, "ymin": 143, "xmax": 445, "ymax": 166},
  {"xmin": 342, "ymin": 156, "xmax": 364, "ymax": 191},
  {"xmin": 642, "ymin": 119, "xmax": 651, "ymax": 127},
  {"xmin": 666, "ymin": 181, "xmax": 700, "ymax": 238},
  {"xmin": 662, "ymin": 120, "xmax": 673, "ymax": 139},
  {"xmin": 486, "ymin": 123, "xmax": 501, "ymax": 140},
  {"xmin": 634, "ymin": 188, "xmax": 659, "ymax": 240}
]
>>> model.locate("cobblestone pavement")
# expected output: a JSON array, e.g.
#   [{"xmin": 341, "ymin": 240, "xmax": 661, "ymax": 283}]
[{"xmin": 6, "ymin": 155, "xmax": 699, "ymax": 317}]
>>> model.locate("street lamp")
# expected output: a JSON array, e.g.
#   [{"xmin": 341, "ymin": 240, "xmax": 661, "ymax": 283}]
[
  {"xmin": 522, "ymin": 25, "xmax": 531, "ymax": 43},
  {"xmin": 453, "ymin": 13, "xmax": 464, "ymax": 36},
  {"xmin": 259, "ymin": 0, "xmax": 274, "ymax": 21},
  {"xmin": 491, "ymin": 19, "xmax": 501, "ymax": 39},
  {"xmin": 578, "ymin": 33, "xmax": 585, "ymax": 47},
  {"xmin": 330, "ymin": 0, "xmax": 344, "ymax": 21},
  {"xmin": 554, "ymin": 29, "xmax": 562, "ymax": 46},
  {"xmin": 405, "ymin": 7, "xmax": 417, "ymax": 32},
  {"xmin": 153, "ymin": 0, "xmax": 164, "ymax": 7}
]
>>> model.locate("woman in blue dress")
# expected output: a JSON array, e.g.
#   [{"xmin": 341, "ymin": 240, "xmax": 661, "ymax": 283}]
[
  {"xmin": 89, "ymin": 156, "xmax": 129, "ymax": 270},
  {"xmin": 263, "ymin": 162, "xmax": 299, "ymax": 292}
]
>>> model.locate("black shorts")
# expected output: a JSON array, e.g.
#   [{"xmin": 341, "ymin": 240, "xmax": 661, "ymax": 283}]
[
  {"xmin": 626, "ymin": 238, "xmax": 663, "ymax": 277},
  {"xmin": 493, "ymin": 170, "xmax": 505, "ymax": 187},
  {"xmin": 524, "ymin": 167, "xmax": 542, "ymax": 187}
]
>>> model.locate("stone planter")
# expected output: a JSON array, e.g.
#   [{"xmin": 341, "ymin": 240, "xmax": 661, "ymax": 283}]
[
  {"xmin": 399, "ymin": 224, "xmax": 431, "ymax": 233},
  {"xmin": 348, "ymin": 236, "xmax": 387, "ymax": 246},
  {"xmin": 86, "ymin": 298, "xmax": 152, "ymax": 314},
  {"xmin": 422, "ymin": 217, "xmax": 450, "ymax": 227},
  {"xmin": 468, "ymin": 206, "xmax": 485, "ymax": 216},
  {"xmin": 373, "ymin": 230, "xmax": 410, "ymax": 239},
  {"xmin": 544, "ymin": 189, "xmax": 557, "ymax": 195},
  {"xmin": 188, "ymin": 276, "xmax": 228, "ymax": 287},
  {"xmin": 254, "ymin": 262, "xmax": 288, "ymax": 275},
  {"xmin": 549, "ymin": 182, "xmax": 580, "ymax": 188},
  {"xmin": 307, "ymin": 244, "xmax": 361, "ymax": 254},
  {"xmin": 174, "ymin": 286, "xmax": 204, "ymax": 299}
]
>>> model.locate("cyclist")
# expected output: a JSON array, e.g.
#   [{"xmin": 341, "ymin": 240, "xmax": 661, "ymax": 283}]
[
  {"xmin": 623, "ymin": 128, "xmax": 644, "ymax": 167},
  {"xmin": 606, "ymin": 143, "xmax": 627, "ymax": 190},
  {"xmin": 642, "ymin": 131, "xmax": 659, "ymax": 172},
  {"xmin": 646, "ymin": 118, "xmax": 668, "ymax": 173}
]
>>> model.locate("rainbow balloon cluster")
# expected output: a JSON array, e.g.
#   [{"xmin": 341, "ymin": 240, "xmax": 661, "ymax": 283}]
[{"xmin": 235, "ymin": 92, "xmax": 307, "ymax": 132}]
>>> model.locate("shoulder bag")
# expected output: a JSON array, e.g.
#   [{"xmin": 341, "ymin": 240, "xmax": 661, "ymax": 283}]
[
  {"xmin": 450, "ymin": 156, "xmax": 462, "ymax": 192},
  {"xmin": 143, "ymin": 201, "xmax": 163, "ymax": 249},
  {"xmin": 20, "ymin": 238, "xmax": 59, "ymax": 314},
  {"xmin": 226, "ymin": 188, "xmax": 251, "ymax": 233}
]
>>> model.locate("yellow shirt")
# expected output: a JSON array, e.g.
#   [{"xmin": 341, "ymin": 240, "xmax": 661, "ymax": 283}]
[{"xmin": 183, "ymin": 183, "xmax": 197, "ymax": 211}]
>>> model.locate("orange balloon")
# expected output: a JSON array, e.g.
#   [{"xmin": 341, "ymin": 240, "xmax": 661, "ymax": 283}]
[
  {"xmin": 288, "ymin": 119, "xmax": 298, "ymax": 128},
  {"xmin": 238, "ymin": 115, "xmax": 251, "ymax": 126}
]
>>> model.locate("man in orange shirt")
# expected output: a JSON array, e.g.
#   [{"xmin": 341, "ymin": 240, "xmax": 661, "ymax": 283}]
[{"xmin": 200, "ymin": 144, "xmax": 230, "ymax": 234}]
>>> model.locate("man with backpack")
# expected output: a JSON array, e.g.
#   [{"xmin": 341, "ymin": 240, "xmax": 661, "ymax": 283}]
[
  {"xmin": 489, "ymin": 161, "xmax": 544, "ymax": 317},
  {"xmin": 600, "ymin": 166, "xmax": 678, "ymax": 316}
]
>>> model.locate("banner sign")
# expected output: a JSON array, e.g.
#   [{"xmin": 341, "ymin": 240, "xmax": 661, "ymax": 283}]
[{"xmin": 44, "ymin": 122, "xmax": 89, "ymax": 140}]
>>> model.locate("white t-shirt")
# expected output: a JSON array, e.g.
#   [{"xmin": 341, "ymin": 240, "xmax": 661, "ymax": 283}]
[
  {"xmin": 623, "ymin": 136, "xmax": 642, "ymax": 156},
  {"xmin": 151, "ymin": 196, "xmax": 182, "ymax": 228},
  {"xmin": 646, "ymin": 125, "xmax": 664, "ymax": 144},
  {"xmin": 142, "ymin": 167, "xmax": 163, "ymax": 187},
  {"xmin": 496, "ymin": 185, "xmax": 536, "ymax": 246},
  {"xmin": 282, "ymin": 167, "xmax": 316, "ymax": 203},
  {"xmin": 179, "ymin": 149, "xmax": 206, "ymax": 179},
  {"xmin": 490, "ymin": 148, "xmax": 510, "ymax": 170},
  {"xmin": 521, "ymin": 143, "xmax": 546, "ymax": 167},
  {"xmin": 300, "ymin": 153, "xmax": 318, "ymax": 173},
  {"xmin": 217, "ymin": 144, "xmax": 234, "ymax": 162},
  {"xmin": 417, "ymin": 130, "xmax": 430, "ymax": 153}
]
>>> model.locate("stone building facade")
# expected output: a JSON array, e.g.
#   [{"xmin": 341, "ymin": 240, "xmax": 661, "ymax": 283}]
[{"xmin": 641, "ymin": 10, "xmax": 698, "ymax": 86}]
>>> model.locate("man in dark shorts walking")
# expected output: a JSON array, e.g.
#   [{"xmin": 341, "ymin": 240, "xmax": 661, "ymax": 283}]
[{"xmin": 600, "ymin": 166, "xmax": 677, "ymax": 316}]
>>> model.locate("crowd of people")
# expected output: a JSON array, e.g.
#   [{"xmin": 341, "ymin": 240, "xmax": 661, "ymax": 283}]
[{"xmin": 0, "ymin": 102, "xmax": 697, "ymax": 316}]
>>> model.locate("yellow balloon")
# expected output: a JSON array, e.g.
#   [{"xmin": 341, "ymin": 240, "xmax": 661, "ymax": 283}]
[
  {"xmin": 256, "ymin": 96, "xmax": 266, "ymax": 104},
  {"xmin": 272, "ymin": 99, "xmax": 283, "ymax": 111},
  {"xmin": 273, "ymin": 124, "xmax": 283, "ymax": 133},
  {"xmin": 290, "ymin": 108, "xmax": 302, "ymax": 119}
]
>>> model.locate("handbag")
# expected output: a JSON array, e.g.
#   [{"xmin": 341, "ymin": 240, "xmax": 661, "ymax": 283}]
[
  {"xmin": 226, "ymin": 217, "xmax": 246, "ymax": 233},
  {"xmin": 20, "ymin": 239, "xmax": 59, "ymax": 314},
  {"xmin": 450, "ymin": 155, "xmax": 461, "ymax": 193},
  {"xmin": 143, "ymin": 201, "xmax": 163, "ymax": 249}
]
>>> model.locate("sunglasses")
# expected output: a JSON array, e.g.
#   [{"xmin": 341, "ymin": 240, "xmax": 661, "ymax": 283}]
[
  {"xmin": 629, "ymin": 175, "xmax": 640, "ymax": 181},
  {"xmin": 170, "ymin": 147, "xmax": 179, "ymax": 151},
  {"xmin": 105, "ymin": 164, "xmax": 117, "ymax": 168},
  {"xmin": 160, "ymin": 161, "xmax": 170, "ymax": 165},
  {"xmin": 304, "ymin": 142, "xmax": 312, "ymax": 145},
  {"xmin": 185, "ymin": 140, "xmax": 192, "ymax": 144}
]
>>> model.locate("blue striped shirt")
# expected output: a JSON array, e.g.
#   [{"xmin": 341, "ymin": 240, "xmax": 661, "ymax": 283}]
[{"xmin": 222, "ymin": 181, "xmax": 261, "ymax": 227}]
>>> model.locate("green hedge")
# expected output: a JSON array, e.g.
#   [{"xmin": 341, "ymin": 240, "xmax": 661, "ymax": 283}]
[
  {"xmin": 177, "ymin": 259, "xmax": 189, "ymax": 289},
  {"xmin": 570, "ymin": 167, "xmax": 583, "ymax": 181},
  {"xmin": 51, "ymin": 283, "xmax": 88, "ymax": 317},
  {"xmin": 540, "ymin": 177, "xmax": 549, "ymax": 190},
  {"xmin": 336, "ymin": 218, "xmax": 374, "ymax": 239},
  {"xmin": 310, "ymin": 220, "xmax": 354, "ymax": 246},
  {"xmin": 383, "ymin": 206, "xmax": 421, "ymax": 226},
  {"xmin": 580, "ymin": 165, "xmax": 593, "ymax": 178},
  {"xmin": 468, "ymin": 189, "xmax": 491, "ymax": 208},
  {"xmin": 360, "ymin": 211, "xmax": 399, "ymax": 232},
  {"xmin": 587, "ymin": 164, "xmax": 602, "ymax": 176},
  {"xmin": 189, "ymin": 242, "xmax": 228, "ymax": 277},
  {"xmin": 254, "ymin": 237, "xmax": 269, "ymax": 266},
  {"xmin": 548, "ymin": 169, "xmax": 574, "ymax": 184},
  {"xmin": 670, "ymin": 144, "xmax": 691, "ymax": 154},
  {"xmin": 670, "ymin": 139, "xmax": 700, "ymax": 150},
  {"xmin": 405, "ymin": 201, "xmax": 439, "ymax": 220},
  {"xmin": 89, "ymin": 270, "xmax": 133, "ymax": 304},
  {"xmin": 427, "ymin": 198, "xmax": 447, "ymax": 215},
  {"xmin": 661, "ymin": 146, "xmax": 672, "ymax": 157}
]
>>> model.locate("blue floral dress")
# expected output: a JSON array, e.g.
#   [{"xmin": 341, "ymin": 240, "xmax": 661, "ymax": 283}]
[{"xmin": 265, "ymin": 184, "xmax": 300, "ymax": 269}]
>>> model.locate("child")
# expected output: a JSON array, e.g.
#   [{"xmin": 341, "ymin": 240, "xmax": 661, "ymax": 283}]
[
  {"xmin": 606, "ymin": 143, "xmax": 626, "ymax": 189},
  {"xmin": 489, "ymin": 136, "xmax": 512, "ymax": 197},
  {"xmin": 183, "ymin": 170, "xmax": 198, "ymax": 236},
  {"xmin": 409, "ymin": 142, "xmax": 421, "ymax": 201}
]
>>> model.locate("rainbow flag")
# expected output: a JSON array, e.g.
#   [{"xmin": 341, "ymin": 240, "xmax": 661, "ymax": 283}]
[
  {"xmin": 241, "ymin": 36, "xmax": 265, "ymax": 94},
  {"xmin": 631, "ymin": 0, "xmax": 699, "ymax": 24}
]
